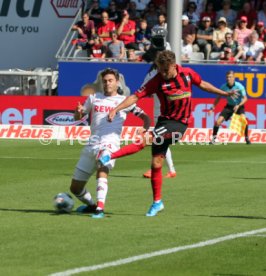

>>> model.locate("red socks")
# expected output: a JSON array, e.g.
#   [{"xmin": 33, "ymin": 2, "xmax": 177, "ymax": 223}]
[
  {"xmin": 111, "ymin": 140, "xmax": 145, "ymax": 159},
  {"xmin": 151, "ymin": 167, "xmax": 162, "ymax": 201}
]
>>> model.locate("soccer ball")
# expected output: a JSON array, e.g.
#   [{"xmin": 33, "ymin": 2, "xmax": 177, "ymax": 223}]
[{"xmin": 53, "ymin": 192, "xmax": 74, "ymax": 213}]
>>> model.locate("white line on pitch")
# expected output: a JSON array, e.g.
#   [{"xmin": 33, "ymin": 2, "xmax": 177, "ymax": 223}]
[{"xmin": 49, "ymin": 227, "xmax": 266, "ymax": 276}]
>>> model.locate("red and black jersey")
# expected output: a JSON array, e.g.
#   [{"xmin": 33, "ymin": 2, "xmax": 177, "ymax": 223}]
[{"xmin": 135, "ymin": 65, "xmax": 202, "ymax": 124}]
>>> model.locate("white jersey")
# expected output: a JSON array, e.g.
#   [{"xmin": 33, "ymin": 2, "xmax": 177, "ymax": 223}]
[{"xmin": 83, "ymin": 92, "xmax": 142, "ymax": 146}]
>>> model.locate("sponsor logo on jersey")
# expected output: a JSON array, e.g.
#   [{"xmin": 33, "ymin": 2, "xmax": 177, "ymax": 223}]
[
  {"xmin": 167, "ymin": 91, "xmax": 191, "ymax": 101},
  {"xmin": 94, "ymin": 105, "xmax": 114, "ymax": 112}
]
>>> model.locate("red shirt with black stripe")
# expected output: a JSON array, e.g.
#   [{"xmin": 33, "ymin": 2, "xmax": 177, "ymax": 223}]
[{"xmin": 135, "ymin": 65, "xmax": 202, "ymax": 124}]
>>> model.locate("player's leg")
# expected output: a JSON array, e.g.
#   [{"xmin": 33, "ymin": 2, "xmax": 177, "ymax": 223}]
[
  {"xmin": 98, "ymin": 133, "xmax": 150, "ymax": 166},
  {"xmin": 146, "ymin": 120, "xmax": 187, "ymax": 216},
  {"xmin": 91, "ymin": 166, "xmax": 109, "ymax": 219},
  {"xmin": 70, "ymin": 147, "xmax": 97, "ymax": 213},
  {"xmin": 165, "ymin": 148, "xmax": 176, "ymax": 178},
  {"xmin": 92, "ymin": 146, "xmax": 117, "ymax": 218}
]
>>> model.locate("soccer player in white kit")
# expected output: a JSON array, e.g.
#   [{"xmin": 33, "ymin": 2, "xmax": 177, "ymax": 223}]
[{"xmin": 70, "ymin": 68, "xmax": 150, "ymax": 218}]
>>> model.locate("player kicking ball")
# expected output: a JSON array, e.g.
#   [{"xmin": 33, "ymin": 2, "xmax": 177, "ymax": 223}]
[
  {"xmin": 70, "ymin": 68, "xmax": 150, "ymax": 218},
  {"xmin": 99, "ymin": 50, "xmax": 237, "ymax": 217}
]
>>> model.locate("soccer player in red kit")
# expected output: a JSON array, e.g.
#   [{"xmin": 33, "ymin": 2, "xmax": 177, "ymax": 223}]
[{"xmin": 103, "ymin": 50, "xmax": 236, "ymax": 217}]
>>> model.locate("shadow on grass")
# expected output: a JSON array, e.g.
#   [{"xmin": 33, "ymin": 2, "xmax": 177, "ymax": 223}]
[
  {"xmin": 187, "ymin": 214, "xmax": 266, "ymax": 220},
  {"xmin": 0, "ymin": 207, "xmax": 118, "ymax": 217}
]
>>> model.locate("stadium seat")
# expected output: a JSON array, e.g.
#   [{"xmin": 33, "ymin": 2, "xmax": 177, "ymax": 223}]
[
  {"xmin": 189, "ymin": 52, "xmax": 204, "ymax": 63},
  {"xmin": 210, "ymin": 52, "xmax": 221, "ymax": 60},
  {"xmin": 73, "ymin": 49, "xmax": 88, "ymax": 59}
]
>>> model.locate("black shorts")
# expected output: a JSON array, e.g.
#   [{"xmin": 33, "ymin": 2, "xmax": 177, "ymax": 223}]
[
  {"xmin": 220, "ymin": 104, "xmax": 245, "ymax": 121},
  {"xmin": 152, "ymin": 118, "xmax": 188, "ymax": 156}
]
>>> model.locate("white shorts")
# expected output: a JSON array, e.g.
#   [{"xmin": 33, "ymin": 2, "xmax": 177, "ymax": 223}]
[{"xmin": 73, "ymin": 143, "xmax": 119, "ymax": 181}]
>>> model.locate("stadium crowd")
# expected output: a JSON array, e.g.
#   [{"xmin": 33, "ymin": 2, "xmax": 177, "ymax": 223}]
[{"xmin": 70, "ymin": 0, "xmax": 266, "ymax": 63}]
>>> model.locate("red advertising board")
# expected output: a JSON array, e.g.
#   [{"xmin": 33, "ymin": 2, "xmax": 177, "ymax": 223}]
[
  {"xmin": 0, "ymin": 96, "xmax": 154, "ymax": 126},
  {"xmin": 0, "ymin": 96, "xmax": 265, "ymax": 129}
]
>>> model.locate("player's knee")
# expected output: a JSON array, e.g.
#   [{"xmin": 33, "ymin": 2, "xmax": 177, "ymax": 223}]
[{"xmin": 151, "ymin": 155, "xmax": 164, "ymax": 169}]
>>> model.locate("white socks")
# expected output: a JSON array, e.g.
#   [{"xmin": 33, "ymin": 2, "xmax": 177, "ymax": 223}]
[
  {"xmin": 165, "ymin": 148, "xmax": 175, "ymax": 172},
  {"xmin": 96, "ymin": 178, "xmax": 108, "ymax": 210}
]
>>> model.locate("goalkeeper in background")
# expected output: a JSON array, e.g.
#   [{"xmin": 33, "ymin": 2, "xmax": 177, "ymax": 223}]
[{"xmin": 208, "ymin": 70, "xmax": 251, "ymax": 145}]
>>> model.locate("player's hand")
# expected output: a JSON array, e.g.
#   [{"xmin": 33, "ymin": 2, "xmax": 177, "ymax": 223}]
[
  {"xmin": 76, "ymin": 101, "xmax": 83, "ymax": 114},
  {"xmin": 233, "ymin": 105, "xmax": 239, "ymax": 113},
  {"xmin": 108, "ymin": 109, "xmax": 117, "ymax": 122}
]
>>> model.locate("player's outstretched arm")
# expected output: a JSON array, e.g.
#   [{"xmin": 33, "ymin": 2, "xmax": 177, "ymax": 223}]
[
  {"xmin": 74, "ymin": 101, "xmax": 84, "ymax": 121},
  {"xmin": 108, "ymin": 95, "xmax": 139, "ymax": 122},
  {"xmin": 199, "ymin": 80, "xmax": 235, "ymax": 97}
]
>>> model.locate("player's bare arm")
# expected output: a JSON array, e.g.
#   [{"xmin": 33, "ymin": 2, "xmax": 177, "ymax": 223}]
[
  {"xmin": 138, "ymin": 112, "xmax": 151, "ymax": 133},
  {"xmin": 74, "ymin": 101, "xmax": 84, "ymax": 121},
  {"xmin": 108, "ymin": 94, "xmax": 139, "ymax": 121},
  {"xmin": 199, "ymin": 80, "xmax": 236, "ymax": 97}
]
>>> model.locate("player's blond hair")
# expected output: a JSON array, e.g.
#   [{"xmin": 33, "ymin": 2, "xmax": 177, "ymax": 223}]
[{"xmin": 155, "ymin": 50, "xmax": 176, "ymax": 67}]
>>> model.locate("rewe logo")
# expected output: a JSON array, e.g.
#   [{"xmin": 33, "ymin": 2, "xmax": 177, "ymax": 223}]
[{"xmin": 50, "ymin": 0, "xmax": 82, "ymax": 18}]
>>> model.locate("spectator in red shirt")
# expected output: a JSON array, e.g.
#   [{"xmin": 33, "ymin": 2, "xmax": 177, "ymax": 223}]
[
  {"xmin": 237, "ymin": 1, "xmax": 258, "ymax": 30},
  {"xmin": 218, "ymin": 47, "xmax": 237, "ymax": 63},
  {"xmin": 116, "ymin": 10, "xmax": 139, "ymax": 50},
  {"xmin": 104, "ymin": 50, "xmax": 235, "ymax": 217},
  {"xmin": 87, "ymin": 34, "xmax": 107, "ymax": 60},
  {"xmin": 97, "ymin": 11, "xmax": 116, "ymax": 43},
  {"xmin": 72, "ymin": 12, "xmax": 95, "ymax": 49}
]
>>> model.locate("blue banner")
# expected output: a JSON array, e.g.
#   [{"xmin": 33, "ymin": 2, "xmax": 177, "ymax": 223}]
[{"xmin": 58, "ymin": 62, "xmax": 266, "ymax": 99}]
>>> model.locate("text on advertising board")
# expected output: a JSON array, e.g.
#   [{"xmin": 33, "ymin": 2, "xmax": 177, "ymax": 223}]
[{"xmin": 50, "ymin": 0, "xmax": 82, "ymax": 18}]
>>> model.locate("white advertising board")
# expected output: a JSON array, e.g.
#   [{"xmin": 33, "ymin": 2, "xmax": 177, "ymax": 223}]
[{"xmin": 0, "ymin": 0, "xmax": 82, "ymax": 69}]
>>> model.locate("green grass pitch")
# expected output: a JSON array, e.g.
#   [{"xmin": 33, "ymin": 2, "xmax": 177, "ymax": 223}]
[{"xmin": 0, "ymin": 139, "xmax": 265, "ymax": 276}]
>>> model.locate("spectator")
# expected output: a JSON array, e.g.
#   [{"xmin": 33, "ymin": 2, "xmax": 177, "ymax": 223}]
[
  {"xmin": 87, "ymin": 34, "xmax": 107, "ymax": 60},
  {"xmin": 212, "ymin": 17, "xmax": 232, "ymax": 52},
  {"xmin": 233, "ymin": 16, "xmax": 252, "ymax": 46},
  {"xmin": 144, "ymin": 2, "xmax": 159, "ymax": 29},
  {"xmin": 130, "ymin": 0, "xmax": 151, "ymax": 13},
  {"xmin": 243, "ymin": 30, "xmax": 265, "ymax": 62},
  {"xmin": 256, "ymin": 21, "xmax": 266, "ymax": 40},
  {"xmin": 183, "ymin": 1, "xmax": 200, "ymax": 25},
  {"xmin": 117, "ymin": 10, "xmax": 139, "ymax": 50},
  {"xmin": 181, "ymin": 34, "xmax": 194, "ymax": 62},
  {"xmin": 216, "ymin": 0, "xmax": 237, "ymax": 29},
  {"xmin": 153, "ymin": 13, "xmax": 167, "ymax": 29},
  {"xmin": 88, "ymin": 0, "xmax": 103, "ymax": 26},
  {"xmin": 115, "ymin": 0, "xmax": 130, "ymax": 11},
  {"xmin": 106, "ymin": 30, "xmax": 126, "ymax": 60},
  {"xmin": 236, "ymin": 1, "xmax": 258, "ymax": 30},
  {"xmin": 258, "ymin": 0, "xmax": 266, "ymax": 26},
  {"xmin": 99, "ymin": 0, "xmax": 111, "ymax": 9},
  {"xmin": 127, "ymin": 48, "xmax": 143, "ymax": 61},
  {"xmin": 128, "ymin": 1, "xmax": 142, "ymax": 23},
  {"xmin": 72, "ymin": 12, "xmax": 95, "ymax": 49},
  {"xmin": 230, "ymin": 0, "xmax": 247, "ymax": 11},
  {"xmin": 97, "ymin": 11, "xmax": 116, "ymax": 43},
  {"xmin": 182, "ymin": 14, "xmax": 196, "ymax": 43},
  {"xmin": 184, "ymin": 0, "xmax": 208, "ymax": 18},
  {"xmin": 136, "ymin": 19, "xmax": 151, "ymax": 51},
  {"xmin": 107, "ymin": 1, "xmax": 120, "ymax": 23},
  {"xmin": 193, "ymin": 16, "xmax": 214, "ymax": 60},
  {"xmin": 220, "ymin": 32, "xmax": 244, "ymax": 60},
  {"xmin": 218, "ymin": 47, "xmax": 237, "ymax": 63},
  {"xmin": 200, "ymin": 1, "xmax": 217, "ymax": 25}
]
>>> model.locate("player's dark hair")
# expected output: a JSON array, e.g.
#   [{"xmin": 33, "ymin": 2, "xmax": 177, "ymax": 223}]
[
  {"xmin": 155, "ymin": 50, "xmax": 176, "ymax": 67},
  {"xmin": 101, "ymin": 68, "xmax": 119, "ymax": 80}
]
